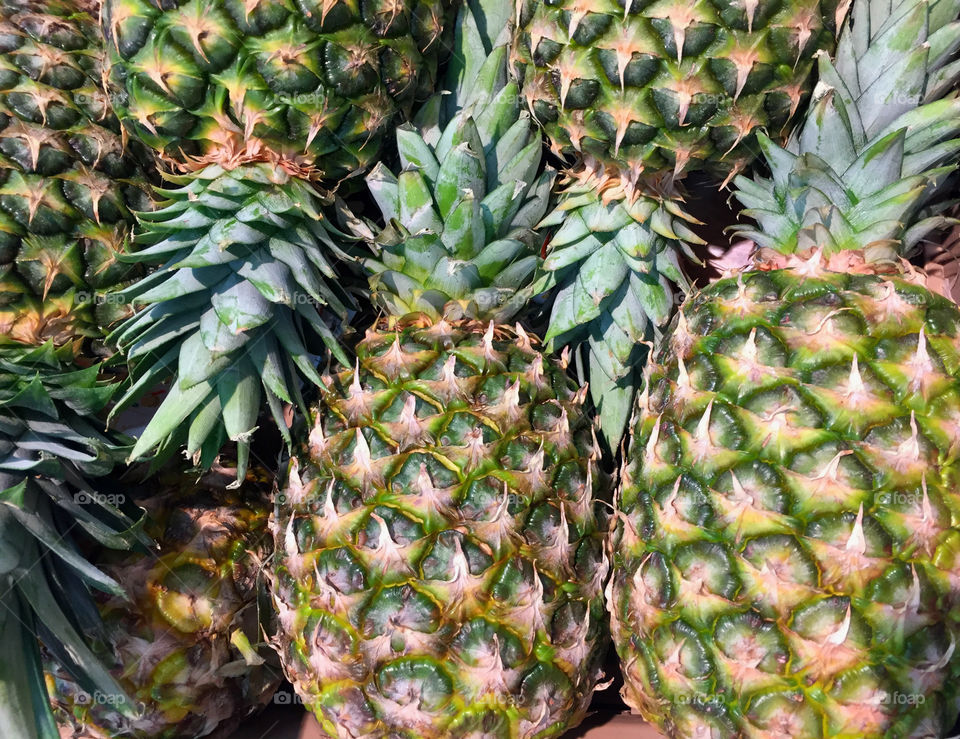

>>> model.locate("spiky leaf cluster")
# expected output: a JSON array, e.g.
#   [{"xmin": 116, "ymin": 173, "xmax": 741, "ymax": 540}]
[
  {"xmin": 734, "ymin": 0, "xmax": 960, "ymax": 262},
  {"xmin": 0, "ymin": 343, "xmax": 119, "ymax": 483},
  {"xmin": 108, "ymin": 162, "xmax": 358, "ymax": 478},
  {"xmin": 534, "ymin": 186, "xmax": 698, "ymax": 449},
  {"xmin": 353, "ymin": 8, "xmax": 552, "ymax": 324},
  {"xmin": 0, "ymin": 0, "xmax": 154, "ymax": 354},
  {"xmin": 0, "ymin": 343, "xmax": 145, "ymax": 739},
  {"xmin": 101, "ymin": 0, "xmax": 451, "ymax": 177}
]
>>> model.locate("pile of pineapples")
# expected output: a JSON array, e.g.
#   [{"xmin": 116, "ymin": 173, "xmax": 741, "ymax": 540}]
[{"xmin": 3, "ymin": 0, "xmax": 960, "ymax": 736}]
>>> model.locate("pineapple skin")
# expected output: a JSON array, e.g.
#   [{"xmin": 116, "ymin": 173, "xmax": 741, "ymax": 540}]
[
  {"xmin": 46, "ymin": 467, "xmax": 281, "ymax": 739},
  {"xmin": 271, "ymin": 318, "xmax": 610, "ymax": 738},
  {"xmin": 511, "ymin": 0, "xmax": 835, "ymax": 178},
  {"xmin": 609, "ymin": 264, "xmax": 960, "ymax": 738},
  {"xmin": 101, "ymin": 0, "xmax": 451, "ymax": 176},
  {"xmin": 0, "ymin": 0, "xmax": 153, "ymax": 352}
]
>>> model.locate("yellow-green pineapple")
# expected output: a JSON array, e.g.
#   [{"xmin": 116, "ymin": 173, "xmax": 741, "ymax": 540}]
[
  {"xmin": 608, "ymin": 0, "xmax": 960, "ymax": 734},
  {"xmin": 268, "ymin": 1, "xmax": 609, "ymax": 735}
]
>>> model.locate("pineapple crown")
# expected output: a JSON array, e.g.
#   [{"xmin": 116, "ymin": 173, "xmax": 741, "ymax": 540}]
[
  {"xmin": 349, "ymin": 0, "xmax": 553, "ymax": 324},
  {"xmin": 0, "ymin": 342, "xmax": 145, "ymax": 562},
  {"xmin": 734, "ymin": 0, "xmax": 960, "ymax": 264},
  {"xmin": 108, "ymin": 163, "xmax": 358, "ymax": 479}
]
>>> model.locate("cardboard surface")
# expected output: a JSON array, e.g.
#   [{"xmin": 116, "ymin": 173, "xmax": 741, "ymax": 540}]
[{"xmin": 233, "ymin": 707, "xmax": 664, "ymax": 738}]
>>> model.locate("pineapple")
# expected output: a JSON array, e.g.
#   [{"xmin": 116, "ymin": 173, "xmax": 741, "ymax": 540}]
[
  {"xmin": 100, "ymin": 0, "xmax": 451, "ymax": 179},
  {"xmin": 509, "ymin": 0, "xmax": 841, "ymax": 448},
  {"xmin": 607, "ymin": 0, "xmax": 960, "ymax": 735},
  {"xmin": 46, "ymin": 462, "xmax": 281, "ymax": 739},
  {"xmin": 0, "ymin": 343, "xmax": 146, "ymax": 737},
  {"xmin": 268, "ymin": 1, "xmax": 609, "ymax": 735},
  {"xmin": 0, "ymin": 0, "xmax": 154, "ymax": 357},
  {"xmin": 96, "ymin": 0, "xmax": 448, "ymax": 475},
  {"xmin": 97, "ymin": 0, "xmax": 457, "ymax": 465},
  {"xmin": 511, "ymin": 0, "xmax": 837, "ymax": 180}
]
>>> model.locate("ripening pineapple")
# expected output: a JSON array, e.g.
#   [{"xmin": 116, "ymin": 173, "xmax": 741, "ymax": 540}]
[
  {"xmin": 268, "ymin": 1, "xmax": 609, "ymax": 735},
  {"xmin": 46, "ymin": 462, "xmax": 281, "ymax": 739},
  {"xmin": 97, "ymin": 0, "xmax": 455, "ymax": 456},
  {"xmin": 607, "ymin": 0, "xmax": 960, "ymax": 735},
  {"xmin": 0, "ymin": 0, "xmax": 154, "ymax": 357},
  {"xmin": 509, "ymin": 0, "xmax": 841, "ymax": 448},
  {"xmin": 101, "ymin": 0, "xmax": 451, "ymax": 178}
]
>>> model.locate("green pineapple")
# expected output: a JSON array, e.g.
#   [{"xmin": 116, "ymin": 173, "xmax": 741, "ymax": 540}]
[
  {"xmin": 607, "ymin": 0, "xmax": 960, "ymax": 734},
  {"xmin": 96, "ymin": 0, "xmax": 458, "ymax": 471},
  {"xmin": 509, "ymin": 0, "xmax": 841, "ymax": 449},
  {"xmin": 46, "ymin": 462, "xmax": 281, "ymax": 739},
  {"xmin": 101, "ymin": 0, "xmax": 451, "ymax": 178},
  {"xmin": 268, "ymin": 1, "xmax": 610, "ymax": 735},
  {"xmin": 511, "ymin": 0, "xmax": 839, "ymax": 180},
  {"xmin": 0, "ymin": 0, "xmax": 154, "ymax": 357}
]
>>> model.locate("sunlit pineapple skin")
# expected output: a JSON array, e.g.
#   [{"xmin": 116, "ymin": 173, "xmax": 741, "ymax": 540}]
[
  {"xmin": 609, "ymin": 261, "xmax": 960, "ymax": 738},
  {"xmin": 101, "ymin": 0, "xmax": 451, "ymax": 177},
  {"xmin": 0, "ymin": 0, "xmax": 153, "ymax": 353},
  {"xmin": 511, "ymin": 0, "xmax": 837, "ymax": 179},
  {"xmin": 271, "ymin": 318, "xmax": 610, "ymax": 738}
]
